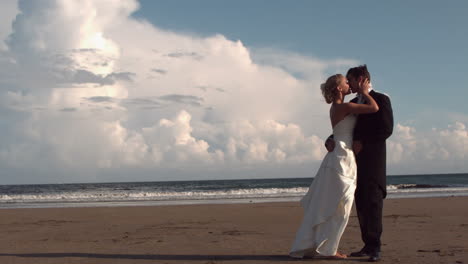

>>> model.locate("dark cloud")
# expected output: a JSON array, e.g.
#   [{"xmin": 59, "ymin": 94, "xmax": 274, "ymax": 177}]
[
  {"xmin": 60, "ymin": 107, "xmax": 77, "ymax": 112},
  {"xmin": 141, "ymin": 106, "xmax": 163, "ymax": 110},
  {"xmin": 122, "ymin": 97, "xmax": 164, "ymax": 109},
  {"xmin": 51, "ymin": 53, "xmax": 75, "ymax": 65},
  {"xmin": 120, "ymin": 94, "xmax": 204, "ymax": 109},
  {"xmin": 85, "ymin": 96, "xmax": 115, "ymax": 103},
  {"xmin": 158, "ymin": 94, "xmax": 204, "ymax": 107},
  {"xmin": 196, "ymin": 86, "xmax": 225, "ymax": 93},
  {"xmin": 151, "ymin": 68, "xmax": 167, "ymax": 75},
  {"xmin": 71, "ymin": 48, "xmax": 98, "ymax": 53},
  {"xmin": 72, "ymin": 70, "xmax": 114, "ymax": 85},
  {"xmin": 167, "ymin": 51, "xmax": 203, "ymax": 60},
  {"xmin": 63, "ymin": 70, "xmax": 135, "ymax": 86},
  {"xmin": 96, "ymin": 62, "xmax": 109, "ymax": 67},
  {"xmin": 107, "ymin": 72, "xmax": 135, "ymax": 82}
]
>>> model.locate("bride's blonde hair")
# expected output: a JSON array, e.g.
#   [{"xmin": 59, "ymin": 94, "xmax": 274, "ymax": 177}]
[{"xmin": 320, "ymin": 74, "xmax": 343, "ymax": 104}]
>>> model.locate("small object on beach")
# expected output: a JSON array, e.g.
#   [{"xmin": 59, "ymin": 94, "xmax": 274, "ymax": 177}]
[
  {"xmin": 455, "ymin": 260, "xmax": 463, "ymax": 264},
  {"xmin": 417, "ymin": 249, "xmax": 440, "ymax": 253},
  {"xmin": 222, "ymin": 230, "xmax": 241, "ymax": 236}
]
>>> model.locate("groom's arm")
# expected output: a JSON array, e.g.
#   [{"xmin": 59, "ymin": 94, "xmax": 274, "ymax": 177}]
[
  {"xmin": 325, "ymin": 135, "xmax": 334, "ymax": 152},
  {"xmin": 351, "ymin": 97, "xmax": 365, "ymax": 142},
  {"xmin": 374, "ymin": 93, "xmax": 394, "ymax": 141},
  {"xmin": 353, "ymin": 93, "xmax": 393, "ymax": 142}
]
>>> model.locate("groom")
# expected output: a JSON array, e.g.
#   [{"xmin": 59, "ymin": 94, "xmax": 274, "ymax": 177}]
[{"xmin": 326, "ymin": 65, "xmax": 393, "ymax": 262}]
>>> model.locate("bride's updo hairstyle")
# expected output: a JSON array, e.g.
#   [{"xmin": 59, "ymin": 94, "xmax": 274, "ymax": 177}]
[{"xmin": 320, "ymin": 74, "xmax": 342, "ymax": 104}]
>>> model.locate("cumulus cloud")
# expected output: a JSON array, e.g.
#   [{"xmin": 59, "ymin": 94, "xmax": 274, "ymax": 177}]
[
  {"xmin": 0, "ymin": 0, "xmax": 347, "ymax": 183},
  {"xmin": 388, "ymin": 122, "xmax": 467, "ymax": 174},
  {"xmin": 0, "ymin": 0, "xmax": 18, "ymax": 51},
  {"xmin": 0, "ymin": 0, "xmax": 465, "ymax": 184}
]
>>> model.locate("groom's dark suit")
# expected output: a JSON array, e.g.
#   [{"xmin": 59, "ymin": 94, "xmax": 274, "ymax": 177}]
[{"xmin": 352, "ymin": 90, "xmax": 393, "ymax": 253}]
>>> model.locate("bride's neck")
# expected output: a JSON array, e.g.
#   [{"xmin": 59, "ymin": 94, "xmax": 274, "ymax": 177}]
[
  {"xmin": 333, "ymin": 98, "xmax": 344, "ymax": 104},
  {"xmin": 333, "ymin": 93, "xmax": 345, "ymax": 104}
]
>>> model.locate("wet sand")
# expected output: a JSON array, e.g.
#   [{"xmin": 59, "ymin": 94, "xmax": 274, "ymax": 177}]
[{"xmin": 0, "ymin": 196, "xmax": 467, "ymax": 264}]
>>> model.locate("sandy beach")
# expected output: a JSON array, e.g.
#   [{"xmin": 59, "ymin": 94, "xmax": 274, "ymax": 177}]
[{"xmin": 0, "ymin": 196, "xmax": 466, "ymax": 264}]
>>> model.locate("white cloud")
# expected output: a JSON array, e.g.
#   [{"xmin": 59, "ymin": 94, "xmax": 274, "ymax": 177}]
[
  {"xmin": 388, "ymin": 122, "xmax": 467, "ymax": 174},
  {"xmin": 141, "ymin": 110, "xmax": 222, "ymax": 166},
  {"xmin": 0, "ymin": 0, "xmax": 18, "ymax": 51},
  {"xmin": 0, "ymin": 0, "xmax": 466, "ymax": 183},
  {"xmin": 222, "ymin": 119, "xmax": 325, "ymax": 164}
]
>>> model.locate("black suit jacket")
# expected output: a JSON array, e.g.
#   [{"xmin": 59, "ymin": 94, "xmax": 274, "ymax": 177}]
[
  {"xmin": 352, "ymin": 90, "xmax": 394, "ymax": 197},
  {"xmin": 352, "ymin": 90, "xmax": 393, "ymax": 143}
]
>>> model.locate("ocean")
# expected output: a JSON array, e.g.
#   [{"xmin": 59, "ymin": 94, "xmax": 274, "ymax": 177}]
[{"xmin": 1, "ymin": 173, "xmax": 467, "ymax": 209}]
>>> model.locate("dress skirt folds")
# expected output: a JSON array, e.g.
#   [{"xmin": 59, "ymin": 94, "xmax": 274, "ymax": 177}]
[{"xmin": 290, "ymin": 115, "xmax": 357, "ymax": 257}]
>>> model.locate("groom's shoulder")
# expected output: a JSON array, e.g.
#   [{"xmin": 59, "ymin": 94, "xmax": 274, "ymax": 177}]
[{"xmin": 373, "ymin": 91, "xmax": 392, "ymax": 101}]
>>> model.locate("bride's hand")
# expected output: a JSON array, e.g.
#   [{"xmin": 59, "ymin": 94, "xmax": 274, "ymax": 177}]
[
  {"xmin": 358, "ymin": 78, "xmax": 370, "ymax": 94},
  {"xmin": 353, "ymin": 141, "xmax": 363, "ymax": 154}
]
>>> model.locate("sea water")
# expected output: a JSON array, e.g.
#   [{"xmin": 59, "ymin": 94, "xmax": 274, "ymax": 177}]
[{"xmin": 0, "ymin": 173, "xmax": 467, "ymax": 209}]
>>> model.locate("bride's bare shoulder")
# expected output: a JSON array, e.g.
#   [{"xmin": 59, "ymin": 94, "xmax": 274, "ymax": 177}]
[{"xmin": 333, "ymin": 102, "xmax": 354, "ymax": 113}]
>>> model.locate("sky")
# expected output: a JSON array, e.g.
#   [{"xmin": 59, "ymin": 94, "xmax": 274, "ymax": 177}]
[{"xmin": 0, "ymin": 0, "xmax": 466, "ymax": 184}]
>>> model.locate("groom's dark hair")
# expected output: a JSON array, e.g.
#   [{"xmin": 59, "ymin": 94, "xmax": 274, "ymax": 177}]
[{"xmin": 347, "ymin": 64, "xmax": 371, "ymax": 81}]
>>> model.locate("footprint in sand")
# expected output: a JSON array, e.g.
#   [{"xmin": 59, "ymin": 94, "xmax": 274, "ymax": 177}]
[{"xmin": 222, "ymin": 230, "xmax": 262, "ymax": 236}]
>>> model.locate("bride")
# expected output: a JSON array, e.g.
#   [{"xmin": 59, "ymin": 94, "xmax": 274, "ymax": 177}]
[{"xmin": 289, "ymin": 74, "xmax": 378, "ymax": 259}]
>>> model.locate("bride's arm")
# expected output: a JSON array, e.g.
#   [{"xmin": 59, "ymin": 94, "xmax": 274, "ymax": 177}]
[
  {"xmin": 344, "ymin": 79, "xmax": 379, "ymax": 114},
  {"xmin": 325, "ymin": 135, "xmax": 335, "ymax": 152}
]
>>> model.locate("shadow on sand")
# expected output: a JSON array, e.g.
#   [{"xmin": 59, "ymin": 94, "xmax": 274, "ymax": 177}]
[{"xmin": 0, "ymin": 253, "xmax": 368, "ymax": 262}]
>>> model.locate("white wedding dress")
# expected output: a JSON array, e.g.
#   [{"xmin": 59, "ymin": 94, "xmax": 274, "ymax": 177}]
[{"xmin": 290, "ymin": 114, "xmax": 357, "ymax": 257}]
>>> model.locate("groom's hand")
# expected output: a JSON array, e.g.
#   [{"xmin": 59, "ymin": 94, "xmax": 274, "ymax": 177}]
[
  {"xmin": 353, "ymin": 140, "xmax": 363, "ymax": 154},
  {"xmin": 325, "ymin": 138, "xmax": 335, "ymax": 152}
]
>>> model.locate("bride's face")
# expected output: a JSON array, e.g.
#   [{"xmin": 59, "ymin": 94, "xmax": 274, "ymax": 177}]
[{"xmin": 338, "ymin": 76, "xmax": 351, "ymax": 95}]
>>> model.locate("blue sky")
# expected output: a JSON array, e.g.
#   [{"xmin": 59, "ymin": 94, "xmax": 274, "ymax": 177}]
[
  {"xmin": 134, "ymin": 0, "xmax": 468, "ymax": 128},
  {"xmin": 0, "ymin": 0, "xmax": 466, "ymax": 184}
]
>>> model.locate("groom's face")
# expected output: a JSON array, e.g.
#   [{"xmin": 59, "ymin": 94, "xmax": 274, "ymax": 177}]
[{"xmin": 347, "ymin": 75, "xmax": 360, "ymax": 94}]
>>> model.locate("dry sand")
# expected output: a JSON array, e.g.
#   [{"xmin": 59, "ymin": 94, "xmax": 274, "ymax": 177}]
[{"xmin": 0, "ymin": 196, "xmax": 467, "ymax": 264}]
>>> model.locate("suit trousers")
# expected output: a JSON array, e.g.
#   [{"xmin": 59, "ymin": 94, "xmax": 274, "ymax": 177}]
[{"xmin": 354, "ymin": 181, "xmax": 384, "ymax": 253}]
